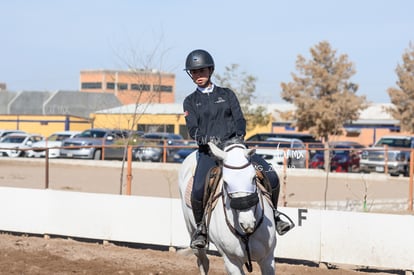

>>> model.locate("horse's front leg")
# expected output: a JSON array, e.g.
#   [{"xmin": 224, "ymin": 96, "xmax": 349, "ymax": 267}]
[
  {"xmin": 222, "ymin": 255, "xmax": 245, "ymax": 275},
  {"xmin": 257, "ymin": 253, "xmax": 275, "ymax": 275}
]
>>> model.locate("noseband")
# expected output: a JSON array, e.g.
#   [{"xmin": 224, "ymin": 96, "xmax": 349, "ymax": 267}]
[{"xmin": 230, "ymin": 192, "xmax": 259, "ymax": 210}]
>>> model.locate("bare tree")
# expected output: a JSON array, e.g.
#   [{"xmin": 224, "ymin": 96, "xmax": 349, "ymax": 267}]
[
  {"xmin": 387, "ymin": 42, "xmax": 414, "ymax": 133},
  {"xmin": 214, "ymin": 64, "xmax": 270, "ymax": 131},
  {"xmin": 111, "ymin": 40, "xmax": 172, "ymax": 195}
]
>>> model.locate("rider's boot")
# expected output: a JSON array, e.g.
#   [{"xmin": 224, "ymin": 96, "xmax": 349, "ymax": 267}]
[
  {"xmin": 271, "ymin": 188, "xmax": 293, "ymax": 236},
  {"xmin": 190, "ymin": 198, "xmax": 207, "ymax": 249}
]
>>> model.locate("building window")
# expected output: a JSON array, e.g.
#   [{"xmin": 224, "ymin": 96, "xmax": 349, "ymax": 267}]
[
  {"xmin": 107, "ymin": 82, "xmax": 115, "ymax": 89},
  {"xmin": 81, "ymin": 82, "xmax": 102, "ymax": 89},
  {"xmin": 117, "ymin": 83, "xmax": 128, "ymax": 90},
  {"xmin": 131, "ymin": 84, "xmax": 151, "ymax": 91},
  {"xmin": 153, "ymin": 85, "xmax": 173, "ymax": 92}
]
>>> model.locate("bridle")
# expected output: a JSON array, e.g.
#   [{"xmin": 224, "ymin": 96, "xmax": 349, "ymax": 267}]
[{"xmin": 220, "ymin": 143, "xmax": 265, "ymax": 272}]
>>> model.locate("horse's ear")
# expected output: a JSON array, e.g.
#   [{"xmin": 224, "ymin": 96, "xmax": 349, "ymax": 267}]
[
  {"xmin": 245, "ymin": 148, "xmax": 256, "ymax": 158},
  {"xmin": 208, "ymin": 142, "xmax": 227, "ymax": 160}
]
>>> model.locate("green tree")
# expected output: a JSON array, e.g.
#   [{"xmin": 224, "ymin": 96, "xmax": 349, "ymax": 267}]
[
  {"xmin": 387, "ymin": 43, "xmax": 414, "ymax": 133},
  {"xmin": 214, "ymin": 64, "xmax": 270, "ymax": 131},
  {"xmin": 280, "ymin": 41, "xmax": 367, "ymax": 142}
]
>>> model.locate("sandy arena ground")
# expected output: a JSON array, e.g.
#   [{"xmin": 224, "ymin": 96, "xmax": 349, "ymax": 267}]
[{"xmin": 0, "ymin": 158, "xmax": 411, "ymax": 274}]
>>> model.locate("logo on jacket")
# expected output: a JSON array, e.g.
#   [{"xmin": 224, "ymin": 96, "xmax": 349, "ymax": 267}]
[{"xmin": 215, "ymin": 97, "xmax": 226, "ymax": 104}]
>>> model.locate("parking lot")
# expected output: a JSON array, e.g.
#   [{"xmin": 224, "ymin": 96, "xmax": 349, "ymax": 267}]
[{"xmin": 0, "ymin": 157, "xmax": 411, "ymax": 213}]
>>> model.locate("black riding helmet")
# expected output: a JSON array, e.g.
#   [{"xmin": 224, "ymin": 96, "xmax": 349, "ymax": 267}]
[{"xmin": 185, "ymin": 49, "xmax": 215, "ymax": 71}]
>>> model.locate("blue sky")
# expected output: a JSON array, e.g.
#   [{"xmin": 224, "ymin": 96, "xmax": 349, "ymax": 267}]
[{"xmin": 1, "ymin": 0, "xmax": 412, "ymax": 104}]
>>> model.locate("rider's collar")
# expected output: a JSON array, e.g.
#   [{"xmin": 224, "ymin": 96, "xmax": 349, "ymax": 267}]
[{"xmin": 197, "ymin": 83, "xmax": 215, "ymax": 94}]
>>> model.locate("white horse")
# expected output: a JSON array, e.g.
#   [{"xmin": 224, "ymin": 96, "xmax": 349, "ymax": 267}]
[{"xmin": 178, "ymin": 141, "xmax": 277, "ymax": 275}]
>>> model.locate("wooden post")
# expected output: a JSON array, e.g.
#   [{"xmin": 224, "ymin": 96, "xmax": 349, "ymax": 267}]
[
  {"xmin": 408, "ymin": 149, "xmax": 413, "ymax": 211},
  {"xmin": 384, "ymin": 145, "xmax": 388, "ymax": 175},
  {"xmin": 45, "ymin": 148, "xmax": 49, "ymax": 189},
  {"xmin": 126, "ymin": 145, "xmax": 132, "ymax": 195},
  {"xmin": 305, "ymin": 143, "xmax": 309, "ymax": 169},
  {"xmin": 101, "ymin": 138, "xmax": 105, "ymax": 160},
  {"xmin": 163, "ymin": 139, "xmax": 167, "ymax": 163},
  {"xmin": 282, "ymin": 148, "xmax": 287, "ymax": 207}
]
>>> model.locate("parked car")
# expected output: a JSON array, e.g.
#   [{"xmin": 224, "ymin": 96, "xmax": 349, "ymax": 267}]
[
  {"xmin": 134, "ymin": 132, "xmax": 185, "ymax": 162},
  {"xmin": 60, "ymin": 128, "xmax": 128, "ymax": 160},
  {"xmin": 253, "ymin": 137, "xmax": 307, "ymax": 168},
  {"xmin": 172, "ymin": 141, "xmax": 198, "ymax": 163},
  {"xmin": 310, "ymin": 142, "xmax": 364, "ymax": 172},
  {"xmin": 26, "ymin": 131, "xmax": 81, "ymax": 158},
  {"xmin": 0, "ymin": 133, "xmax": 44, "ymax": 157},
  {"xmin": 0, "ymin": 130, "xmax": 26, "ymax": 141},
  {"xmin": 246, "ymin": 132, "xmax": 323, "ymax": 159},
  {"xmin": 360, "ymin": 135, "xmax": 414, "ymax": 176},
  {"xmin": 103, "ymin": 131, "xmax": 145, "ymax": 161}
]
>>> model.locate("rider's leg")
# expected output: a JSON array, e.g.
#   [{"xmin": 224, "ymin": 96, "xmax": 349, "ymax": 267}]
[
  {"xmin": 251, "ymin": 154, "xmax": 293, "ymax": 235},
  {"xmin": 270, "ymin": 185, "xmax": 293, "ymax": 235},
  {"xmin": 190, "ymin": 197, "xmax": 207, "ymax": 249},
  {"xmin": 191, "ymin": 151, "xmax": 216, "ymax": 249}
]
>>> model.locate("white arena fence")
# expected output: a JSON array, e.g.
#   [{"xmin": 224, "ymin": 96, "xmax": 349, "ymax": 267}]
[{"xmin": 0, "ymin": 186, "xmax": 413, "ymax": 273}]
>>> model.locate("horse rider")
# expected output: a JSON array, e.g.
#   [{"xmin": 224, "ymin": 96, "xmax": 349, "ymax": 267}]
[{"xmin": 183, "ymin": 49, "xmax": 293, "ymax": 249}]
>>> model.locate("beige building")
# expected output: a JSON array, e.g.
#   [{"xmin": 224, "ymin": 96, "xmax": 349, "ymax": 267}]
[
  {"xmin": 93, "ymin": 103, "xmax": 406, "ymax": 145},
  {"xmin": 79, "ymin": 69, "xmax": 175, "ymax": 105}
]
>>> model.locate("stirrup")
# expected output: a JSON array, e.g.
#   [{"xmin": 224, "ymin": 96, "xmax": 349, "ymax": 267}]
[
  {"xmin": 191, "ymin": 224, "xmax": 207, "ymax": 249},
  {"xmin": 275, "ymin": 211, "xmax": 295, "ymax": 236}
]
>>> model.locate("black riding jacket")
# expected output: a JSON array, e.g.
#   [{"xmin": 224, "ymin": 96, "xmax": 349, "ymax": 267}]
[{"xmin": 183, "ymin": 86, "xmax": 246, "ymax": 147}]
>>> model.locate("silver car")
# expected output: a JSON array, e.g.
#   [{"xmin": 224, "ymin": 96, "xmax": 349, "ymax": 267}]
[
  {"xmin": 0, "ymin": 133, "xmax": 44, "ymax": 157},
  {"xmin": 26, "ymin": 131, "xmax": 81, "ymax": 158},
  {"xmin": 60, "ymin": 129, "xmax": 127, "ymax": 160}
]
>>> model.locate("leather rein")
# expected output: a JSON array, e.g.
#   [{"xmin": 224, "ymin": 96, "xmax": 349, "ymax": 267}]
[{"xmin": 219, "ymin": 144, "xmax": 265, "ymax": 273}]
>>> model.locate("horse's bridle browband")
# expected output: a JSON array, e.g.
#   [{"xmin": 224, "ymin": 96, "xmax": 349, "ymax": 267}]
[{"xmin": 222, "ymin": 144, "xmax": 251, "ymax": 170}]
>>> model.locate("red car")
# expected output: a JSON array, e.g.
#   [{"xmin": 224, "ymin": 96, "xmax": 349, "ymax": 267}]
[{"xmin": 310, "ymin": 142, "xmax": 364, "ymax": 172}]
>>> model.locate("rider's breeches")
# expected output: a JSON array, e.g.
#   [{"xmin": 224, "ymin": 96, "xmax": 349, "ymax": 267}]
[{"xmin": 192, "ymin": 151, "xmax": 217, "ymax": 202}]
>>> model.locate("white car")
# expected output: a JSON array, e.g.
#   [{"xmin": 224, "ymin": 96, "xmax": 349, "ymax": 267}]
[
  {"xmin": 26, "ymin": 131, "xmax": 81, "ymax": 158},
  {"xmin": 253, "ymin": 137, "xmax": 307, "ymax": 169},
  {"xmin": 0, "ymin": 130, "xmax": 26, "ymax": 141},
  {"xmin": 0, "ymin": 133, "xmax": 44, "ymax": 157}
]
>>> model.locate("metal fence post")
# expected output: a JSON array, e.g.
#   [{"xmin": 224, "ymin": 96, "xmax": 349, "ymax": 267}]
[{"xmin": 409, "ymin": 149, "xmax": 413, "ymax": 211}]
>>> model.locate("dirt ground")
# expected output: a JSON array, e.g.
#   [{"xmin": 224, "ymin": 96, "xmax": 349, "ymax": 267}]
[
  {"xmin": 0, "ymin": 232, "xmax": 399, "ymax": 275},
  {"xmin": 0, "ymin": 158, "xmax": 411, "ymax": 274}
]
